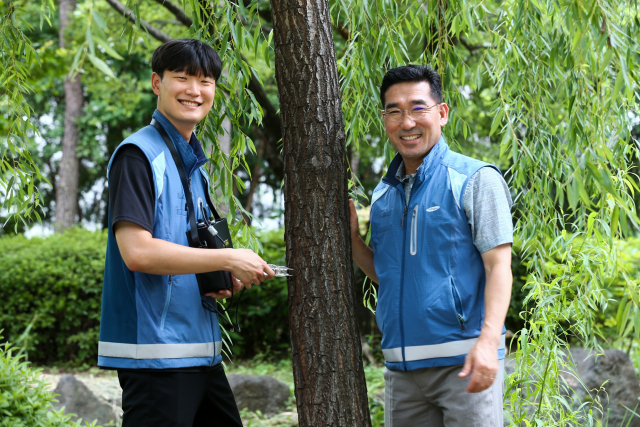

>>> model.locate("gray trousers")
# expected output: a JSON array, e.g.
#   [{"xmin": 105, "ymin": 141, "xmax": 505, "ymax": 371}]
[{"xmin": 384, "ymin": 359, "xmax": 504, "ymax": 427}]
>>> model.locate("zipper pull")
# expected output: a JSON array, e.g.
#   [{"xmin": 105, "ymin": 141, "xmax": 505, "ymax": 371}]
[
  {"xmin": 188, "ymin": 178, "xmax": 192, "ymax": 189},
  {"xmin": 400, "ymin": 205, "xmax": 408, "ymax": 226}
]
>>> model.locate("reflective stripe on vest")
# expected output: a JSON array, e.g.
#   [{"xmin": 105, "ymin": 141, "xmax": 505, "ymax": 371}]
[
  {"xmin": 98, "ymin": 341, "xmax": 222, "ymax": 359},
  {"xmin": 382, "ymin": 333, "xmax": 506, "ymax": 363}
]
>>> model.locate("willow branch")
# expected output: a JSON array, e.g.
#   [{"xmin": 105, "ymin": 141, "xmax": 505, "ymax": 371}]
[
  {"xmin": 151, "ymin": 0, "xmax": 193, "ymax": 27},
  {"xmin": 104, "ymin": 0, "xmax": 172, "ymax": 43}
]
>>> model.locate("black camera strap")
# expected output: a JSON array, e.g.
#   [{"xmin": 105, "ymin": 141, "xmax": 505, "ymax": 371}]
[
  {"xmin": 151, "ymin": 119, "xmax": 200, "ymax": 248},
  {"xmin": 150, "ymin": 119, "xmax": 244, "ymax": 331}
]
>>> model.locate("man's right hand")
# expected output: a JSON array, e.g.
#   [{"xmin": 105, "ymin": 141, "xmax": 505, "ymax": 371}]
[{"xmin": 226, "ymin": 249, "xmax": 275, "ymax": 289}]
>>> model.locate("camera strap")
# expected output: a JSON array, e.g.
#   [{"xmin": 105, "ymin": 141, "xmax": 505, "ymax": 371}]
[
  {"xmin": 151, "ymin": 119, "xmax": 244, "ymax": 332},
  {"xmin": 151, "ymin": 119, "xmax": 200, "ymax": 248}
]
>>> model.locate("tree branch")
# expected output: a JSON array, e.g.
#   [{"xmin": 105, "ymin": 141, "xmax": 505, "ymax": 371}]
[
  {"xmin": 151, "ymin": 0, "xmax": 193, "ymax": 27},
  {"xmin": 104, "ymin": 0, "xmax": 171, "ymax": 43}
]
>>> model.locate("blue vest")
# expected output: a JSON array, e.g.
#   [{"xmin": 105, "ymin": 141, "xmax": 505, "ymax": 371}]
[
  {"xmin": 98, "ymin": 111, "xmax": 223, "ymax": 369},
  {"xmin": 371, "ymin": 138, "xmax": 506, "ymax": 371}
]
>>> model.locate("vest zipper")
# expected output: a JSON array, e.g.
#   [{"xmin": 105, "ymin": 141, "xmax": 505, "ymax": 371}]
[
  {"xmin": 400, "ymin": 205, "xmax": 408, "ymax": 226},
  {"xmin": 410, "ymin": 205, "xmax": 419, "ymax": 256},
  {"xmin": 160, "ymin": 275, "xmax": 173, "ymax": 330}
]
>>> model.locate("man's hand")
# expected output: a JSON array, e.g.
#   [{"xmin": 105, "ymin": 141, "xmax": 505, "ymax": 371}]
[
  {"xmin": 226, "ymin": 249, "xmax": 275, "ymax": 288},
  {"xmin": 459, "ymin": 243, "xmax": 512, "ymax": 393},
  {"xmin": 348, "ymin": 198, "xmax": 378, "ymax": 283},
  {"xmin": 458, "ymin": 336, "xmax": 499, "ymax": 393},
  {"xmin": 205, "ymin": 274, "xmax": 246, "ymax": 299},
  {"xmin": 349, "ymin": 199, "xmax": 360, "ymax": 239}
]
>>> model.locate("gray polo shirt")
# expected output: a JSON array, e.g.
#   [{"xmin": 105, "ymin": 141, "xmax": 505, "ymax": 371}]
[{"xmin": 395, "ymin": 161, "xmax": 513, "ymax": 254}]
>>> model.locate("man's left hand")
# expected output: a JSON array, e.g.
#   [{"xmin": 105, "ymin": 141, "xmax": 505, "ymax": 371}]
[
  {"xmin": 205, "ymin": 274, "xmax": 245, "ymax": 299},
  {"xmin": 458, "ymin": 336, "xmax": 499, "ymax": 393}
]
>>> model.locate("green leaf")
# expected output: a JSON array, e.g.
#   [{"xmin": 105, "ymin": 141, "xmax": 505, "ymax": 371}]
[
  {"xmin": 612, "ymin": 72, "xmax": 624, "ymax": 99},
  {"xmin": 93, "ymin": 35, "xmax": 124, "ymax": 60},
  {"xmin": 86, "ymin": 26, "xmax": 95, "ymax": 56},
  {"xmin": 489, "ymin": 108, "xmax": 504, "ymax": 136},
  {"xmin": 69, "ymin": 48, "xmax": 83, "ymax": 76},
  {"xmin": 92, "ymin": 10, "xmax": 108, "ymax": 31},
  {"xmin": 87, "ymin": 54, "xmax": 115, "ymax": 79},
  {"xmin": 611, "ymin": 205, "xmax": 619, "ymax": 238}
]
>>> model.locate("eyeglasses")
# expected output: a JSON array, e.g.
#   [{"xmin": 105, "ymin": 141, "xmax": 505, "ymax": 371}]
[{"xmin": 382, "ymin": 103, "xmax": 440, "ymax": 122}]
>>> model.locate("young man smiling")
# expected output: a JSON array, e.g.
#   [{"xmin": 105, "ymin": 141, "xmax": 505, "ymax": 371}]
[
  {"xmin": 99, "ymin": 39, "xmax": 275, "ymax": 427},
  {"xmin": 349, "ymin": 65, "xmax": 513, "ymax": 426}
]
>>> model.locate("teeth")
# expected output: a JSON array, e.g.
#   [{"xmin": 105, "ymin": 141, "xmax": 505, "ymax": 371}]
[
  {"xmin": 180, "ymin": 101, "xmax": 199, "ymax": 106},
  {"xmin": 400, "ymin": 135, "xmax": 420, "ymax": 141}
]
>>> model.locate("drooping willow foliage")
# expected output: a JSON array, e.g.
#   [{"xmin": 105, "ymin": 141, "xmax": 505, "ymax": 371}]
[
  {"xmin": 2, "ymin": 0, "xmax": 639, "ymax": 424},
  {"xmin": 0, "ymin": 0, "xmax": 53, "ymax": 229}
]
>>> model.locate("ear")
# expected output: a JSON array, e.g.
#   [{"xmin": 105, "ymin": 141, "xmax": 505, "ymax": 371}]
[
  {"xmin": 151, "ymin": 72, "xmax": 162, "ymax": 96},
  {"xmin": 439, "ymin": 103, "xmax": 450, "ymax": 126}
]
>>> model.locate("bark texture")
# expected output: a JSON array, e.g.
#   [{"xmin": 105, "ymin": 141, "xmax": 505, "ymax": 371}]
[
  {"xmin": 55, "ymin": 0, "xmax": 83, "ymax": 232},
  {"xmin": 270, "ymin": 1, "xmax": 371, "ymax": 426}
]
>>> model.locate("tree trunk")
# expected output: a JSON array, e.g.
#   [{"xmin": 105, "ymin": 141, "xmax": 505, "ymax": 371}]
[
  {"xmin": 270, "ymin": 1, "xmax": 371, "ymax": 426},
  {"xmin": 55, "ymin": 0, "xmax": 83, "ymax": 232}
]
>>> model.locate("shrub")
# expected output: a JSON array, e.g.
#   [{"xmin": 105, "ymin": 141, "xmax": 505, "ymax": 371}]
[
  {"xmin": 0, "ymin": 335, "xmax": 90, "ymax": 426},
  {"xmin": 0, "ymin": 229, "xmax": 106, "ymax": 367}
]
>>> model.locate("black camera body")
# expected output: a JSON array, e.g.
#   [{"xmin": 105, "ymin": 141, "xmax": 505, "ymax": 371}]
[{"xmin": 188, "ymin": 217, "xmax": 234, "ymax": 295}]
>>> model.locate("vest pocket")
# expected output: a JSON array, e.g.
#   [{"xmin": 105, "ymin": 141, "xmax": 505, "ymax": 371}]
[
  {"xmin": 160, "ymin": 275, "xmax": 173, "ymax": 330},
  {"xmin": 450, "ymin": 276, "xmax": 466, "ymax": 330}
]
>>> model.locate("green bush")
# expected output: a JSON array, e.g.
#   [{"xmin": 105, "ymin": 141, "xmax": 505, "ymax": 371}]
[
  {"xmin": 0, "ymin": 229, "xmax": 106, "ymax": 367},
  {"xmin": 0, "ymin": 335, "xmax": 91, "ymax": 426}
]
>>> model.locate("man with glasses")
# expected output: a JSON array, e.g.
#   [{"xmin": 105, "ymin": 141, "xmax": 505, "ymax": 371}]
[{"xmin": 349, "ymin": 65, "xmax": 513, "ymax": 426}]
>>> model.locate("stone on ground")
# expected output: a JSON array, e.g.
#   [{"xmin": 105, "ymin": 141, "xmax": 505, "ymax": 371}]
[
  {"xmin": 53, "ymin": 374, "xmax": 117, "ymax": 425},
  {"xmin": 561, "ymin": 349, "xmax": 640, "ymax": 427},
  {"xmin": 228, "ymin": 374, "xmax": 290, "ymax": 415}
]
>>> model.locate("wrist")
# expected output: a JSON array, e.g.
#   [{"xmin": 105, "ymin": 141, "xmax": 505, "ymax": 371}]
[
  {"xmin": 212, "ymin": 248, "xmax": 234, "ymax": 271},
  {"xmin": 478, "ymin": 327, "xmax": 502, "ymax": 347}
]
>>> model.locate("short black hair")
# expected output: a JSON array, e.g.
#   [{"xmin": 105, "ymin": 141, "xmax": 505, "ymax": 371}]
[
  {"xmin": 380, "ymin": 65, "xmax": 442, "ymax": 107},
  {"xmin": 152, "ymin": 39, "xmax": 222, "ymax": 81}
]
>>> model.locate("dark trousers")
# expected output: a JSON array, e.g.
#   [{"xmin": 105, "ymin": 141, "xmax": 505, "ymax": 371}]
[{"xmin": 117, "ymin": 364, "xmax": 243, "ymax": 427}]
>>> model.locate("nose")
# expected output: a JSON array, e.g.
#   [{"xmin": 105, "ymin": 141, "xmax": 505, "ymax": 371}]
[
  {"xmin": 400, "ymin": 111, "xmax": 416, "ymax": 129},
  {"xmin": 185, "ymin": 80, "xmax": 201, "ymax": 96}
]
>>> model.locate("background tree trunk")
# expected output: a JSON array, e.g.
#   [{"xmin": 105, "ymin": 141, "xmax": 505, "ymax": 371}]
[
  {"xmin": 55, "ymin": 0, "xmax": 83, "ymax": 232},
  {"xmin": 270, "ymin": 1, "xmax": 372, "ymax": 426}
]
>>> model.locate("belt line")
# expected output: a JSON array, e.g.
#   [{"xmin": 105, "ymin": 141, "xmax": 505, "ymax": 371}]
[
  {"xmin": 382, "ymin": 334, "xmax": 506, "ymax": 363},
  {"xmin": 98, "ymin": 341, "xmax": 222, "ymax": 359}
]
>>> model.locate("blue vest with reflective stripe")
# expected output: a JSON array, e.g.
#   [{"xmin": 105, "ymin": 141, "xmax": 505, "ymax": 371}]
[
  {"xmin": 98, "ymin": 113, "xmax": 222, "ymax": 370},
  {"xmin": 371, "ymin": 138, "xmax": 506, "ymax": 371}
]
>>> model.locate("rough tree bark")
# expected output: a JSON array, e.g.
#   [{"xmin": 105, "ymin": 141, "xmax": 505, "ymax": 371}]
[
  {"xmin": 270, "ymin": 1, "xmax": 371, "ymax": 426},
  {"xmin": 55, "ymin": 0, "xmax": 83, "ymax": 232}
]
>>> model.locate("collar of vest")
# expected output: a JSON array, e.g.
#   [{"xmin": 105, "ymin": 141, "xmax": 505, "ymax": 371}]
[
  {"xmin": 382, "ymin": 136, "xmax": 449, "ymax": 187},
  {"xmin": 152, "ymin": 109, "xmax": 208, "ymax": 177}
]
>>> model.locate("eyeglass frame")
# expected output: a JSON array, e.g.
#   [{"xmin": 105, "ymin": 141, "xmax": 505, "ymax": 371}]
[{"xmin": 381, "ymin": 102, "xmax": 441, "ymax": 122}]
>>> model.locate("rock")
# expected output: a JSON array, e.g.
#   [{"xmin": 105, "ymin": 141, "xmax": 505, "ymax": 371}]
[
  {"xmin": 561, "ymin": 349, "xmax": 640, "ymax": 427},
  {"xmin": 53, "ymin": 374, "xmax": 117, "ymax": 425},
  {"xmin": 228, "ymin": 374, "xmax": 290, "ymax": 415}
]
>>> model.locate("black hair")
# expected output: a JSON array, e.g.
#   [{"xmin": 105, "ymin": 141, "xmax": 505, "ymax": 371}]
[
  {"xmin": 151, "ymin": 39, "xmax": 222, "ymax": 81},
  {"xmin": 380, "ymin": 64, "xmax": 442, "ymax": 107}
]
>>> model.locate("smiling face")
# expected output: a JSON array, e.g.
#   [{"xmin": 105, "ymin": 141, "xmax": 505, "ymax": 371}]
[
  {"xmin": 382, "ymin": 81, "xmax": 449, "ymax": 175},
  {"xmin": 151, "ymin": 70, "xmax": 216, "ymax": 141}
]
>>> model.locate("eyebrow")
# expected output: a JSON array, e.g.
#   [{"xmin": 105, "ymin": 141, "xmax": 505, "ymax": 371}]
[{"xmin": 385, "ymin": 99, "xmax": 428, "ymax": 109}]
